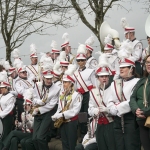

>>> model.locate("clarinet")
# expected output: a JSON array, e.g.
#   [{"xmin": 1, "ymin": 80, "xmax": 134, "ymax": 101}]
[
  {"xmin": 15, "ymin": 105, "xmax": 19, "ymax": 130},
  {"xmin": 23, "ymin": 103, "xmax": 27, "ymax": 133}
]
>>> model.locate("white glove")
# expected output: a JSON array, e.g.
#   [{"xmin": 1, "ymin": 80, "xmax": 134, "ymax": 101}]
[
  {"xmin": 32, "ymin": 109, "xmax": 38, "ymax": 116},
  {"xmin": 99, "ymin": 105, "xmax": 109, "ymax": 113},
  {"xmin": 55, "ymin": 113, "xmax": 63, "ymax": 119},
  {"xmin": 93, "ymin": 108, "xmax": 99, "ymax": 116},
  {"xmin": 10, "ymin": 91, "xmax": 18, "ymax": 97},
  {"xmin": 51, "ymin": 114, "xmax": 57, "ymax": 121},
  {"xmin": 34, "ymin": 99, "xmax": 45, "ymax": 106}
]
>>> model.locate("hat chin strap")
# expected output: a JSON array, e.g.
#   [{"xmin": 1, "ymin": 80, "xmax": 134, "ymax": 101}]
[{"xmin": 126, "ymin": 66, "xmax": 133, "ymax": 79}]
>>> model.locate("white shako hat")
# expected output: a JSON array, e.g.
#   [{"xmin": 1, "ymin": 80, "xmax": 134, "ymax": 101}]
[
  {"xmin": 118, "ymin": 40, "xmax": 135, "ymax": 67},
  {"xmin": 120, "ymin": 18, "xmax": 135, "ymax": 34},
  {"xmin": 51, "ymin": 40, "xmax": 60, "ymax": 53},
  {"xmin": 52, "ymin": 61, "xmax": 62, "ymax": 78},
  {"xmin": 96, "ymin": 53, "xmax": 111, "ymax": 76},
  {"xmin": 0, "ymin": 71, "xmax": 11, "ymax": 88},
  {"xmin": 11, "ymin": 48, "xmax": 20, "ymax": 59},
  {"xmin": 104, "ymin": 34, "xmax": 114, "ymax": 50},
  {"xmin": 13, "ymin": 58, "xmax": 26, "ymax": 73},
  {"xmin": 58, "ymin": 51, "xmax": 69, "ymax": 67},
  {"xmin": 30, "ymin": 43, "xmax": 38, "ymax": 58},
  {"xmin": 23, "ymin": 88, "xmax": 34, "ymax": 105},
  {"xmin": 61, "ymin": 33, "xmax": 69, "ymax": 48},
  {"xmin": 76, "ymin": 44, "xmax": 87, "ymax": 60},
  {"xmin": 62, "ymin": 64, "xmax": 77, "ymax": 84},
  {"xmin": 2, "ymin": 60, "xmax": 16, "ymax": 75},
  {"xmin": 42, "ymin": 57, "xmax": 53, "ymax": 78},
  {"xmin": 85, "ymin": 35, "xmax": 95, "ymax": 52}
]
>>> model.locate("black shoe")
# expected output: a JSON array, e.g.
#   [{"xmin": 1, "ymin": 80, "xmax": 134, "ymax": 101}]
[{"xmin": 2, "ymin": 148, "xmax": 8, "ymax": 150}]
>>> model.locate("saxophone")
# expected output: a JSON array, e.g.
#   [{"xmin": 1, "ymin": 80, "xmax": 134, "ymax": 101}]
[
  {"xmin": 54, "ymin": 99, "xmax": 72, "ymax": 128},
  {"xmin": 30, "ymin": 91, "xmax": 48, "ymax": 115}
]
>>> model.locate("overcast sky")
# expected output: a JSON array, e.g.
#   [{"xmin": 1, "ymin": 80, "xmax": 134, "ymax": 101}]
[{"xmin": 0, "ymin": 1, "xmax": 149, "ymax": 65}]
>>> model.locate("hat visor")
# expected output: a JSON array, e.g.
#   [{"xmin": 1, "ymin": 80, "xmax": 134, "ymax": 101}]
[
  {"xmin": 97, "ymin": 72, "xmax": 110, "ymax": 76},
  {"xmin": 19, "ymin": 69, "xmax": 26, "ymax": 73},
  {"xmin": 23, "ymin": 102, "xmax": 32, "ymax": 105},
  {"xmin": 31, "ymin": 56, "xmax": 38, "ymax": 58},
  {"xmin": 62, "ymin": 78, "xmax": 74, "ymax": 84},
  {"xmin": 104, "ymin": 48, "xmax": 113, "ymax": 50},
  {"xmin": 0, "ymin": 85, "xmax": 6, "ymax": 88},
  {"xmin": 43, "ymin": 75, "xmax": 53, "ymax": 78},
  {"xmin": 119, "ymin": 64, "xmax": 135, "ymax": 68},
  {"xmin": 76, "ymin": 57, "xmax": 86, "ymax": 60},
  {"xmin": 8, "ymin": 71, "xmax": 14, "ymax": 75}
]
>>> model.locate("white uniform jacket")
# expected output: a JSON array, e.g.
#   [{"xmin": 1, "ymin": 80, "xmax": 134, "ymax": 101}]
[
  {"xmin": 55, "ymin": 91, "xmax": 82, "ymax": 120},
  {"xmin": 33, "ymin": 82, "xmax": 60, "ymax": 114},
  {"xmin": 88, "ymin": 86, "xmax": 113, "ymax": 123},
  {"xmin": 130, "ymin": 39, "xmax": 143, "ymax": 62},
  {"xmin": 26, "ymin": 64, "xmax": 39, "ymax": 81},
  {"xmin": 142, "ymin": 46, "xmax": 150, "ymax": 62},
  {"xmin": 74, "ymin": 68, "xmax": 97, "ymax": 92},
  {"xmin": 86, "ymin": 56, "xmax": 98, "ymax": 69},
  {"xmin": 107, "ymin": 78, "xmax": 139, "ymax": 117},
  {"xmin": 15, "ymin": 78, "xmax": 33, "ymax": 96},
  {"xmin": 54, "ymin": 80, "xmax": 62, "ymax": 88},
  {"xmin": 0, "ymin": 93, "xmax": 16, "ymax": 119}
]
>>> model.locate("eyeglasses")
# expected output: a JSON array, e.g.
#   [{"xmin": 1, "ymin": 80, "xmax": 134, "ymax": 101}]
[
  {"xmin": 145, "ymin": 61, "xmax": 150, "ymax": 65},
  {"xmin": 21, "ymin": 71, "xmax": 27, "ymax": 74},
  {"xmin": 76, "ymin": 59, "xmax": 86, "ymax": 62}
]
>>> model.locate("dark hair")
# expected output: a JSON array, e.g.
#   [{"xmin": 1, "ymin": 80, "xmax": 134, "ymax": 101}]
[
  {"xmin": 126, "ymin": 66, "xmax": 140, "ymax": 78},
  {"xmin": 143, "ymin": 54, "xmax": 150, "ymax": 77},
  {"xmin": 61, "ymin": 47, "xmax": 65, "ymax": 51},
  {"xmin": 147, "ymin": 36, "xmax": 150, "ymax": 39},
  {"xmin": 89, "ymin": 50, "xmax": 92, "ymax": 54}
]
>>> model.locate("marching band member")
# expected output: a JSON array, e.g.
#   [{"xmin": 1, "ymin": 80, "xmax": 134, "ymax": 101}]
[
  {"xmin": 129, "ymin": 54, "xmax": 150, "ymax": 150},
  {"xmin": 142, "ymin": 36, "xmax": 150, "ymax": 61},
  {"xmin": 103, "ymin": 34, "xmax": 120, "ymax": 80},
  {"xmin": 26, "ymin": 44, "xmax": 39, "ymax": 83},
  {"xmin": 50, "ymin": 40, "xmax": 60, "ymax": 64},
  {"xmin": 107, "ymin": 43, "xmax": 141, "ymax": 150},
  {"xmin": 0, "ymin": 72, "xmax": 16, "ymax": 149},
  {"xmin": 52, "ymin": 64, "xmax": 82, "ymax": 150},
  {"xmin": 61, "ymin": 32, "xmax": 76, "ymax": 64},
  {"xmin": 31, "ymin": 59, "xmax": 60, "ymax": 150},
  {"xmin": 14, "ymin": 59, "xmax": 33, "ymax": 122},
  {"xmin": 88, "ymin": 53, "xmax": 116, "ymax": 150},
  {"xmin": 121, "ymin": 18, "xmax": 143, "ymax": 77},
  {"xmin": 2, "ymin": 88, "xmax": 34, "ymax": 150},
  {"xmin": 75, "ymin": 118, "xmax": 98, "ymax": 150},
  {"xmin": 74, "ymin": 44, "xmax": 97, "ymax": 142},
  {"xmin": 85, "ymin": 35, "xmax": 98, "ymax": 69}
]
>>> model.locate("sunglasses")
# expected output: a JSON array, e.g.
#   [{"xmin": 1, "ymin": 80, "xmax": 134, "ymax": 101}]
[
  {"xmin": 76, "ymin": 59, "xmax": 86, "ymax": 62},
  {"xmin": 21, "ymin": 71, "xmax": 27, "ymax": 74},
  {"xmin": 61, "ymin": 66, "xmax": 68, "ymax": 68}
]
